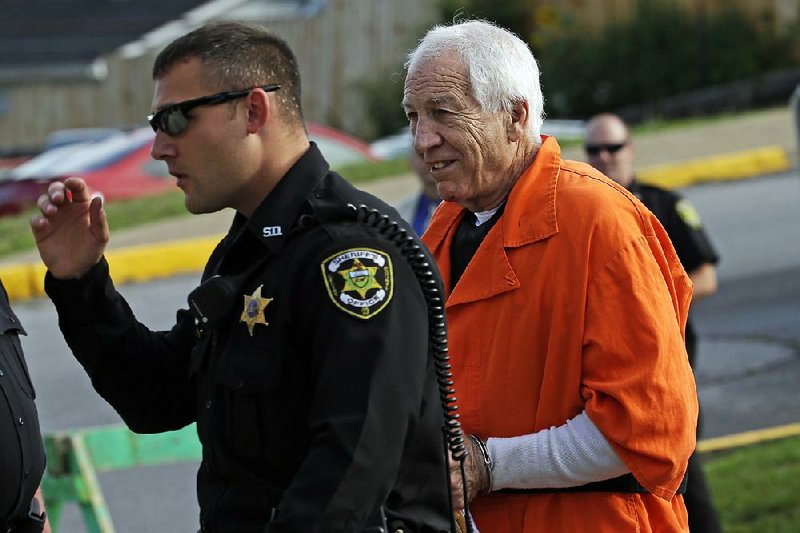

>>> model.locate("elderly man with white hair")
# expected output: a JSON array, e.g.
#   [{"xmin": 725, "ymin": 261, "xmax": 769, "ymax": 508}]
[{"xmin": 403, "ymin": 19, "xmax": 698, "ymax": 532}]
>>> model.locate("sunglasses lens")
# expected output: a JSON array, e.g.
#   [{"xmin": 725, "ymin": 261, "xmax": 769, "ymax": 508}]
[
  {"xmin": 586, "ymin": 143, "xmax": 625, "ymax": 155},
  {"xmin": 607, "ymin": 143, "xmax": 624, "ymax": 154},
  {"xmin": 163, "ymin": 108, "xmax": 189, "ymax": 136},
  {"xmin": 148, "ymin": 107, "xmax": 189, "ymax": 136}
]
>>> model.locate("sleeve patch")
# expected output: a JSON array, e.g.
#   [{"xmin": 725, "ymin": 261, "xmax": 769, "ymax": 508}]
[
  {"xmin": 675, "ymin": 199, "xmax": 703, "ymax": 229},
  {"xmin": 320, "ymin": 248, "xmax": 394, "ymax": 319}
]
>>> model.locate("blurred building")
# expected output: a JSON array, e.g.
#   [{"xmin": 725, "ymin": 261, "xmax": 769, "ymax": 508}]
[{"xmin": 0, "ymin": 0, "xmax": 436, "ymax": 154}]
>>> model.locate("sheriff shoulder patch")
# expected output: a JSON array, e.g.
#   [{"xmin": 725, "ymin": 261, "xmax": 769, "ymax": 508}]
[
  {"xmin": 321, "ymin": 248, "xmax": 394, "ymax": 319},
  {"xmin": 675, "ymin": 199, "xmax": 703, "ymax": 229}
]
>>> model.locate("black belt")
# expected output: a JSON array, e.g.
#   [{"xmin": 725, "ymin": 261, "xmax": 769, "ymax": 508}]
[
  {"xmin": 0, "ymin": 498, "xmax": 46, "ymax": 533},
  {"xmin": 497, "ymin": 472, "xmax": 689, "ymax": 495}
]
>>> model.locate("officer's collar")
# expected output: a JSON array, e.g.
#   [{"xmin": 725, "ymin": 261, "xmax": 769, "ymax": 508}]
[
  {"xmin": 626, "ymin": 177, "xmax": 642, "ymax": 199},
  {"xmin": 229, "ymin": 141, "xmax": 329, "ymax": 253}
]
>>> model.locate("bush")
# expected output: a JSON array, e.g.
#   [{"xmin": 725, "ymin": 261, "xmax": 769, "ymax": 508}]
[
  {"xmin": 356, "ymin": 70, "xmax": 408, "ymax": 141},
  {"xmin": 536, "ymin": 1, "xmax": 799, "ymax": 118},
  {"xmin": 438, "ymin": 0, "xmax": 533, "ymax": 43}
]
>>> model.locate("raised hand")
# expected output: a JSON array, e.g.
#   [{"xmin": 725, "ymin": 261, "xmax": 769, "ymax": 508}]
[{"xmin": 30, "ymin": 177, "xmax": 110, "ymax": 279}]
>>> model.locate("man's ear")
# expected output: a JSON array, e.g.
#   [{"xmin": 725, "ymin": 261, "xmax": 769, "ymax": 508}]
[
  {"xmin": 246, "ymin": 88, "xmax": 271, "ymax": 133},
  {"xmin": 507, "ymin": 99, "xmax": 529, "ymax": 142}
]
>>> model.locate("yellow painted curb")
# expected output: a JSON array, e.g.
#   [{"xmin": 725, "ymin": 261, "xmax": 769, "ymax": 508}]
[
  {"xmin": 0, "ymin": 235, "xmax": 222, "ymax": 303},
  {"xmin": 639, "ymin": 145, "xmax": 790, "ymax": 189},
  {"xmin": 698, "ymin": 422, "xmax": 800, "ymax": 454},
  {"xmin": 105, "ymin": 235, "xmax": 221, "ymax": 285},
  {"xmin": 0, "ymin": 262, "xmax": 48, "ymax": 302}
]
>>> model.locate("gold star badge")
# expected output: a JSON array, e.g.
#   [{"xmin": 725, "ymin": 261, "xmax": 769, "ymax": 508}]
[
  {"xmin": 338, "ymin": 258, "xmax": 382, "ymax": 298},
  {"xmin": 240, "ymin": 285, "xmax": 272, "ymax": 336}
]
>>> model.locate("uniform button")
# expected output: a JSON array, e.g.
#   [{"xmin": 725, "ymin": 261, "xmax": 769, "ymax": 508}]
[
  {"xmin": 298, "ymin": 214, "xmax": 314, "ymax": 227},
  {"xmin": 18, "ymin": 417, "xmax": 24, "ymax": 426},
  {"xmin": 0, "ymin": 369, "xmax": 4, "ymax": 376},
  {"xmin": 205, "ymin": 400, "xmax": 213, "ymax": 409}
]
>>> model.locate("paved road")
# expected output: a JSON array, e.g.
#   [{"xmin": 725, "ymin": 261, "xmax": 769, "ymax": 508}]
[
  {"xmin": 13, "ymin": 170, "xmax": 800, "ymax": 532},
  {"xmin": 684, "ymin": 171, "xmax": 800, "ymax": 439}
]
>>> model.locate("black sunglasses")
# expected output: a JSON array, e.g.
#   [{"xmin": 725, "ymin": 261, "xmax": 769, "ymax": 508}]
[
  {"xmin": 147, "ymin": 84, "xmax": 281, "ymax": 136},
  {"xmin": 585, "ymin": 142, "xmax": 627, "ymax": 156}
]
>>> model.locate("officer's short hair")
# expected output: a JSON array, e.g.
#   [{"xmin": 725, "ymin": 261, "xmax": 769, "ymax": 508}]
[{"xmin": 153, "ymin": 21, "xmax": 304, "ymax": 125}]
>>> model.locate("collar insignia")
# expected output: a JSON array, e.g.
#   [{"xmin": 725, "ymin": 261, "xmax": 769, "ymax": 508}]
[
  {"xmin": 321, "ymin": 248, "xmax": 394, "ymax": 319},
  {"xmin": 262, "ymin": 225, "xmax": 283, "ymax": 238},
  {"xmin": 240, "ymin": 285, "xmax": 272, "ymax": 336}
]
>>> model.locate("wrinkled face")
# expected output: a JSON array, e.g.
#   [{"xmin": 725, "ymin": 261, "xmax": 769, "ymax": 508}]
[
  {"xmin": 403, "ymin": 53, "xmax": 517, "ymax": 212},
  {"xmin": 150, "ymin": 57, "xmax": 259, "ymax": 214},
  {"xmin": 584, "ymin": 117, "xmax": 635, "ymax": 188}
]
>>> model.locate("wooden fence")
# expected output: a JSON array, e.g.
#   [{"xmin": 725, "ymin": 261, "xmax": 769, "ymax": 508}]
[{"xmin": 0, "ymin": 0, "xmax": 436, "ymax": 151}]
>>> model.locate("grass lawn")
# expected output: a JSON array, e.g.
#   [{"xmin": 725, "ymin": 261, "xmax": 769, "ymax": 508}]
[
  {"xmin": 705, "ymin": 435, "xmax": 800, "ymax": 532},
  {"xmin": 0, "ymin": 190, "xmax": 188, "ymax": 259}
]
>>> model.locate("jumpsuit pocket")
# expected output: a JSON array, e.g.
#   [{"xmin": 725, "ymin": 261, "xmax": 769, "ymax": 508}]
[
  {"xmin": 0, "ymin": 318, "xmax": 35, "ymax": 399},
  {"xmin": 214, "ymin": 348, "xmax": 282, "ymax": 462}
]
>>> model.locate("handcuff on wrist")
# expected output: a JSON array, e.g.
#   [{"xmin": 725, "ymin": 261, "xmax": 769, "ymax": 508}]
[{"xmin": 469, "ymin": 434, "xmax": 493, "ymax": 493}]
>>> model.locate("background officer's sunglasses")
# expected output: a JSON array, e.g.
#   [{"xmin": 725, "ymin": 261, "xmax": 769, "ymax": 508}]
[
  {"xmin": 148, "ymin": 83, "xmax": 281, "ymax": 136},
  {"xmin": 584, "ymin": 141, "xmax": 627, "ymax": 156}
]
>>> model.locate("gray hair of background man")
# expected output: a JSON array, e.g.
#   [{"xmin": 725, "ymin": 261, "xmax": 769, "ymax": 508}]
[{"xmin": 405, "ymin": 19, "xmax": 544, "ymax": 143}]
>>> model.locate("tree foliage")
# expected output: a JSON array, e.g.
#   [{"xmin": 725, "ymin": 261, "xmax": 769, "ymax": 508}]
[
  {"xmin": 539, "ymin": 2, "xmax": 798, "ymax": 117},
  {"xmin": 438, "ymin": 0, "xmax": 534, "ymax": 42},
  {"xmin": 434, "ymin": 0, "xmax": 799, "ymax": 119}
]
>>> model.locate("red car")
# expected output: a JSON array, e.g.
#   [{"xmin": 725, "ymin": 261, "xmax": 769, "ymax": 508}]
[
  {"xmin": 0, "ymin": 123, "xmax": 379, "ymax": 217},
  {"xmin": 0, "ymin": 128, "xmax": 171, "ymax": 216},
  {"xmin": 308, "ymin": 122, "xmax": 380, "ymax": 167}
]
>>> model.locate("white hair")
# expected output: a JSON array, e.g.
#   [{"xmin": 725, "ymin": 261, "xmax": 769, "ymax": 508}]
[{"xmin": 406, "ymin": 19, "xmax": 544, "ymax": 141}]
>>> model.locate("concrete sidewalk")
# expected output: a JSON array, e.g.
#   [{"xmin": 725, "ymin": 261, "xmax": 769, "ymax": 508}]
[{"xmin": 1, "ymin": 106, "xmax": 797, "ymax": 301}]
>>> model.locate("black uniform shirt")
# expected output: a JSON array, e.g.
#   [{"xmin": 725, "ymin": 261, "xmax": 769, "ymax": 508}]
[
  {"xmin": 630, "ymin": 180, "xmax": 720, "ymax": 364},
  {"xmin": 44, "ymin": 143, "xmax": 451, "ymax": 532},
  {"xmin": 0, "ymin": 280, "xmax": 45, "ymax": 521},
  {"xmin": 629, "ymin": 180, "xmax": 719, "ymax": 274}
]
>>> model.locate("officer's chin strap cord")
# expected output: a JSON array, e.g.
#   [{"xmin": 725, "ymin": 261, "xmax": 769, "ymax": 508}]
[{"xmin": 348, "ymin": 204, "xmax": 474, "ymax": 533}]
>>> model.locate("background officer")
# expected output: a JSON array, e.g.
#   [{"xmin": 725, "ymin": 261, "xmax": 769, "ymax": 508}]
[
  {"xmin": 585, "ymin": 112, "xmax": 721, "ymax": 533},
  {"xmin": 0, "ymin": 278, "xmax": 49, "ymax": 533}
]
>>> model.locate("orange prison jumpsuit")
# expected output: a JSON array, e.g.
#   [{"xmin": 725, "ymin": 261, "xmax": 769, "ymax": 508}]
[{"xmin": 422, "ymin": 137, "xmax": 698, "ymax": 532}]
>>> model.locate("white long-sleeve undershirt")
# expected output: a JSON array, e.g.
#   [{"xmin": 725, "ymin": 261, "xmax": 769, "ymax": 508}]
[{"xmin": 486, "ymin": 410, "xmax": 630, "ymax": 490}]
